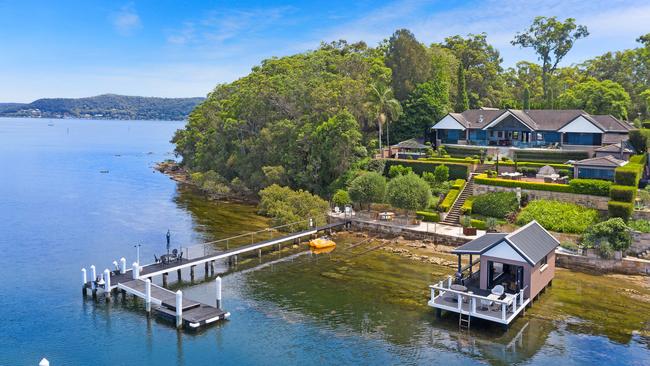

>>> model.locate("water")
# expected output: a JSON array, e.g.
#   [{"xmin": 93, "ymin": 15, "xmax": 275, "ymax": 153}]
[{"xmin": 1, "ymin": 117, "xmax": 649, "ymax": 365}]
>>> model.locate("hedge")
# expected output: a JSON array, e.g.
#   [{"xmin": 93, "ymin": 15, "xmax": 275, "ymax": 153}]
[
  {"xmin": 439, "ymin": 189, "xmax": 460, "ymax": 212},
  {"xmin": 461, "ymin": 196, "xmax": 475, "ymax": 214},
  {"xmin": 452, "ymin": 179, "xmax": 466, "ymax": 189},
  {"xmin": 472, "ymin": 192, "xmax": 519, "ymax": 218},
  {"xmin": 443, "ymin": 145, "xmax": 485, "ymax": 158},
  {"xmin": 416, "ymin": 210, "xmax": 440, "ymax": 222},
  {"xmin": 474, "ymin": 174, "xmax": 573, "ymax": 193},
  {"xmin": 423, "ymin": 157, "xmax": 479, "ymax": 164},
  {"xmin": 629, "ymin": 153, "xmax": 648, "ymax": 165},
  {"xmin": 609, "ymin": 185, "xmax": 637, "ymax": 203},
  {"xmin": 516, "ymin": 200, "xmax": 600, "ymax": 234},
  {"xmin": 496, "ymin": 160, "xmax": 573, "ymax": 170},
  {"xmin": 470, "ymin": 219, "xmax": 487, "ymax": 230},
  {"xmin": 608, "ymin": 201, "xmax": 633, "ymax": 220},
  {"xmin": 383, "ymin": 159, "xmax": 469, "ymax": 180},
  {"xmin": 569, "ymin": 179, "xmax": 612, "ymax": 196},
  {"xmin": 513, "ymin": 149, "xmax": 590, "ymax": 163},
  {"xmin": 614, "ymin": 153, "xmax": 646, "ymax": 187}
]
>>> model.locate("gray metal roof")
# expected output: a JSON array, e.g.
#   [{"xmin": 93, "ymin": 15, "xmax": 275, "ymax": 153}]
[
  {"xmin": 505, "ymin": 221, "xmax": 560, "ymax": 265},
  {"xmin": 451, "ymin": 221, "xmax": 559, "ymax": 265},
  {"xmin": 452, "ymin": 233, "xmax": 506, "ymax": 254},
  {"xmin": 573, "ymin": 155, "xmax": 627, "ymax": 168}
]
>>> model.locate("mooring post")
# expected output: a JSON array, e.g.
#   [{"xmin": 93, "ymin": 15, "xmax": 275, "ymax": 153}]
[
  {"xmin": 90, "ymin": 265, "xmax": 96, "ymax": 282},
  {"xmin": 177, "ymin": 269, "xmax": 182, "ymax": 281},
  {"xmin": 103, "ymin": 269, "xmax": 111, "ymax": 301},
  {"xmin": 119, "ymin": 257, "xmax": 126, "ymax": 274},
  {"xmin": 145, "ymin": 278, "xmax": 151, "ymax": 314},
  {"xmin": 204, "ymin": 262, "xmax": 209, "ymax": 278},
  {"xmin": 39, "ymin": 358, "xmax": 49, "ymax": 366},
  {"xmin": 162, "ymin": 273, "xmax": 168, "ymax": 287},
  {"xmin": 215, "ymin": 276, "xmax": 222, "ymax": 309},
  {"xmin": 190, "ymin": 265, "xmax": 195, "ymax": 282},
  {"xmin": 132, "ymin": 262, "xmax": 139, "ymax": 280},
  {"xmin": 81, "ymin": 268, "xmax": 87, "ymax": 296},
  {"xmin": 175, "ymin": 290, "xmax": 183, "ymax": 329}
]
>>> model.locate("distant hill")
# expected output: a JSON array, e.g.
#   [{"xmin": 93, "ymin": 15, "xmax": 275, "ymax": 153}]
[{"xmin": 0, "ymin": 94, "xmax": 205, "ymax": 121}]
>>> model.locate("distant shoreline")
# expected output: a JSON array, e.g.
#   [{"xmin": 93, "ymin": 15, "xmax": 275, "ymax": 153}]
[{"xmin": 0, "ymin": 115, "xmax": 188, "ymax": 122}]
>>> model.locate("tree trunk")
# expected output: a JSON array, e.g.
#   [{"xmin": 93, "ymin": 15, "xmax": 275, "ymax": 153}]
[
  {"xmin": 378, "ymin": 120, "xmax": 382, "ymax": 156},
  {"xmin": 386, "ymin": 122, "xmax": 390, "ymax": 157}
]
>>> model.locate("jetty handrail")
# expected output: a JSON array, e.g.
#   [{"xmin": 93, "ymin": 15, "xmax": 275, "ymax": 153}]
[{"xmin": 429, "ymin": 283, "xmax": 512, "ymax": 306}]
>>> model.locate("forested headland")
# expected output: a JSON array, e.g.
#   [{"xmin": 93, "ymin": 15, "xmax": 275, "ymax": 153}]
[
  {"xmin": 173, "ymin": 17, "xmax": 650, "ymax": 202},
  {"xmin": 0, "ymin": 94, "xmax": 204, "ymax": 121}
]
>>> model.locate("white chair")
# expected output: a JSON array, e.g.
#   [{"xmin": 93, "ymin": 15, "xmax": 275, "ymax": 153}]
[
  {"xmin": 334, "ymin": 206, "xmax": 341, "ymax": 214},
  {"xmin": 491, "ymin": 285, "xmax": 505, "ymax": 296}
]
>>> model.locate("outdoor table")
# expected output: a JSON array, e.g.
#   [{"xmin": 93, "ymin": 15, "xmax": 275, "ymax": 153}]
[
  {"xmin": 160, "ymin": 254, "xmax": 174, "ymax": 264},
  {"xmin": 450, "ymin": 284, "xmax": 467, "ymax": 292}
]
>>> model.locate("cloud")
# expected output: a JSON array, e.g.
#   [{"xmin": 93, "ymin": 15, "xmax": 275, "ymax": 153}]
[{"xmin": 111, "ymin": 4, "xmax": 142, "ymax": 36}]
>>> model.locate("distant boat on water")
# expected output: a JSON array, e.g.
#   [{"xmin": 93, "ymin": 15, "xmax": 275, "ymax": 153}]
[{"xmin": 99, "ymin": 170, "xmax": 109, "ymax": 174}]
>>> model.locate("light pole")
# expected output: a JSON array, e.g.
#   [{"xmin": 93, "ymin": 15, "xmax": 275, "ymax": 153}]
[{"xmin": 134, "ymin": 243, "xmax": 141, "ymax": 265}]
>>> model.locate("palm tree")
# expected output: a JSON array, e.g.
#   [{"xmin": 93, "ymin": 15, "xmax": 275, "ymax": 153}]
[{"xmin": 368, "ymin": 83, "xmax": 402, "ymax": 156}]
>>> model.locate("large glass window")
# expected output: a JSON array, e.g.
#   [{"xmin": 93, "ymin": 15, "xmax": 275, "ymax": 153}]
[
  {"xmin": 564, "ymin": 133, "xmax": 602, "ymax": 145},
  {"xmin": 578, "ymin": 167, "xmax": 615, "ymax": 180}
]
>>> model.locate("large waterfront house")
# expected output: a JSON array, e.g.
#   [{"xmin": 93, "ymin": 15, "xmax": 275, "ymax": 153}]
[
  {"xmin": 431, "ymin": 109, "xmax": 632, "ymax": 149},
  {"xmin": 429, "ymin": 221, "xmax": 559, "ymax": 326}
]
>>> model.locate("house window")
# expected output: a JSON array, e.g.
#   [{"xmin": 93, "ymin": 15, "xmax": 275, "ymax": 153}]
[
  {"xmin": 536, "ymin": 133, "xmax": 543, "ymax": 140},
  {"xmin": 540, "ymin": 255, "xmax": 549, "ymax": 272},
  {"xmin": 512, "ymin": 131, "xmax": 519, "ymax": 139},
  {"xmin": 489, "ymin": 130, "xmax": 494, "ymax": 137}
]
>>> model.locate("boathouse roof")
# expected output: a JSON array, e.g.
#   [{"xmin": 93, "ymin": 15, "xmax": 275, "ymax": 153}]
[{"xmin": 452, "ymin": 221, "xmax": 559, "ymax": 265}]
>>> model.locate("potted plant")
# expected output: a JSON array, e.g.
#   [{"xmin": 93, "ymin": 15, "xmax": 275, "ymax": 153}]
[{"xmin": 461, "ymin": 215, "xmax": 477, "ymax": 236}]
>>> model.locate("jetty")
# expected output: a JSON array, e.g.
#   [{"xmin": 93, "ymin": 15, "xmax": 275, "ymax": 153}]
[{"xmin": 82, "ymin": 217, "xmax": 350, "ymax": 330}]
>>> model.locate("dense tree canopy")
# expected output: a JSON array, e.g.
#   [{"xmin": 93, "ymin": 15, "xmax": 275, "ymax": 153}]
[{"xmin": 557, "ymin": 79, "xmax": 631, "ymax": 119}]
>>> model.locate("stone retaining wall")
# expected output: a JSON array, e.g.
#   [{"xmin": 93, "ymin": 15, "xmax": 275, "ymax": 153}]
[
  {"xmin": 349, "ymin": 220, "xmax": 470, "ymax": 246},
  {"xmin": 556, "ymin": 252, "xmax": 650, "ymax": 275},
  {"xmin": 631, "ymin": 231, "xmax": 650, "ymax": 254},
  {"xmin": 473, "ymin": 184, "xmax": 610, "ymax": 211},
  {"xmin": 632, "ymin": 210, "xmax": 650, "ymax": 220}
]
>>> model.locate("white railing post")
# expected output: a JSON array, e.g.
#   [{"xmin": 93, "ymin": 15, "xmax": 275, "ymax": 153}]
[
  {"xmin": 120, "ymin": 257, "xmax": 126, "ymax": 274},
  {"xmin": 175, "ymin": 290, "xmax": 183, "ymax": 328},
  {"xmin": 447, "ymin": 276, "xmax": 452, "ymax": 288},
  {"xmin": 215, "ymin": 276, "xmax": 222, "ymax": 309},
  {"xmin": 519, "ymin": 289, "xmax": 524, "ymax": 306},
  {"xmin": 132, "ymin": 262, "xmax": 139, "ymax": 280},
  {"xmin": 90, "ymin": 265, "xmax": 96, "ymax": 281},
  {"xmin": 457, "ymin": 293, "xmax": 462, "ymax": 310},
  {"xmin": 103, "ymin": 269, "xmax": 111, "ymax": 293},
  {"xmin": 501, "ymin": 303, "xmax": 506, "ymax": 321},
  {"xmin": 438, "ymin": 280, "xmax": 443, "ymax": 288},
  {"xmin": 81, "ymin": 268, "xmax": 87, "ymax": 285},
  {"xmin": 431, "ymin": 288, "xmax": 435, "ymax": 301},
  {"xmin": 471, "ymin": 297, "xmax": 476, "ymax": 314},
  {"xmin": 39, "ymin": 358, "xmax": 50, "ymax": 366},
  {"xmin": 513, "ymin": 296, "xmax": 518, "ymax": 313},
  {"xmin": 145, "ymin": 278, "xmax": 151, "ymax": 313}
]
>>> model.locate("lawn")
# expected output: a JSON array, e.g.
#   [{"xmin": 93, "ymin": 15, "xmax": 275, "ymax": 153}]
[{"xmin": 515, "ymin": 200, "xmax": 600, "ymax": 234}]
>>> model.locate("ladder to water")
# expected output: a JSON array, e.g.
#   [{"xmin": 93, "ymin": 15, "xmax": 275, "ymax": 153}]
[{"xmin": 459, "ymin": 313, "xmax": 471, "ymax": 329}]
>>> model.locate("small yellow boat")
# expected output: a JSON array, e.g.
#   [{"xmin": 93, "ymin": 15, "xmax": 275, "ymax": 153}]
[
  {"xmin": 309, "ymin": 236, "xmax": 336, "ymax": 249},
  {"xmin": 310, "ymin": 246, "xmax": 336, "ymax": 255}
]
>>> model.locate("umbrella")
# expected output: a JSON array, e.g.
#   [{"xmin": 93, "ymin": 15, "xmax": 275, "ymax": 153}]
[{"xmin": 166, "ymin": 230, "xmax": 171, "ymax": 255}]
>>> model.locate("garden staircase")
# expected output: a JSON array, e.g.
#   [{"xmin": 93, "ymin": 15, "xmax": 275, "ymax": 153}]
[{"xmin": 442, "ymin": 174, "xmax": 475, "ymax": 226}]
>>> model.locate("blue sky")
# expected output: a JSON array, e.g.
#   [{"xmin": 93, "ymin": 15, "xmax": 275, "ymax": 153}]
[{"xmin": 1, "ymin": 0, "xmax": 649, "ymax": 102}]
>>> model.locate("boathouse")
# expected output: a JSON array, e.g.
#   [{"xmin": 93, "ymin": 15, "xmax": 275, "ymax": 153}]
[{"xmin": 428, "ymin": 220, "xmax": 559, "ymax": 326}]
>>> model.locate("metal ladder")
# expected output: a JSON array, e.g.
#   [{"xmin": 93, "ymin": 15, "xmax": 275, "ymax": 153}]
[{"xmin": 459, "ymin": 313, "xmax": 471, "ymax": 329}]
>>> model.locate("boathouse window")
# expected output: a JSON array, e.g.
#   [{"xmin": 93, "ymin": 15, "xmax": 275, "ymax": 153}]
[{"xmin": 540, "ymin": 255, "xmax": 548, "ymax": 272}]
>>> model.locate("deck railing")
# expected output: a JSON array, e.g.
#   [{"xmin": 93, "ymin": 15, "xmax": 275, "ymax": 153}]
[{"xmin": 430, "ymin": 276, "xmax": 528, "ymax": 322}]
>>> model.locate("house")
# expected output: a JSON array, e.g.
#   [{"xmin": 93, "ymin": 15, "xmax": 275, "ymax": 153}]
[
  {"xmin": 431, "ymin": 109, "xmax": 632, "ymax": 149},
  {"xmin": 594, "ymin": 141, "xmax": 634, "ymax": 160},
  {"xmin": 428, "ymin": 220, "xmax": 559, "ymax": 326},
  {"xmin": 572, "ymin": 155, "xmax": 627, "ymax": 180}
]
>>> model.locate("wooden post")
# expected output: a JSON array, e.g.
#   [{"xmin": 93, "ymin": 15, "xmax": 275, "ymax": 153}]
[
  {"xmin": 175, "ymin": 290, "xmax": 183, "ymax": 329},
  {"xmin": 103, "ymin": 269, "xmax": 111, "ymax": 301},
  {"xmin": 215, "ymin": 276, "xmax": 222, "ymax": 309},
  {"xmin": 119, "ymin": 257, "xmax": 126, "ymax": 274},
  {"xmin": 81, "ymin": 268, "xmax": 87, "ymax": 296},
  {"xmin": 145, "ymin": 278, "xmax": 151, "ymax": 314},
  {"xmin": 162, "ymin": 273, "xmax": 168, "ymax": 287},
  {"xmin": 190, "ymin": 266, "xmax": 195, "ymax": 282}
]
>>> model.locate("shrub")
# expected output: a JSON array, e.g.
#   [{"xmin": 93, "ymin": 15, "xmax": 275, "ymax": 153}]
[
  {"xmin": 628, "ymin": 129, "xmax": 650, "ymax": 154},
  {"xmin": 443, "ymin": 145, "xmax": 484, "ymax": 157},
  {"xmin": 485, "ymin": 217, "xmax": 498, "ymax": 231},
  {"xmin": 629, "ymin": 219, "xmax": 650, "ymax": 233},
  {"xmin": 471, "ymin": 219, "xmax": 487, "ymax": 230},
  {"xmin": 348, "ymin": 172, "xmax": 386, "ymax": 209},
  {"xmin": 366, "ymin": 159, "xmax": 386, "ymax": 173},
  {"xmin": 516, "ymin": 200, "xmax": 600, "ymax": 233},
  {"xmin": 416, "ymin": 210, "xmax": 440, "ymax": 222},
  {"xmin": 452, "ymin": 179, "xmax": 466, "ymax": 189},
  {"xmin": 569, "ymin": 179, "xmax": 612, "ymax": 196},
  {"xmin": 615, "ymin": 165, "xmax": 642, "ymax": 186},
  {"xmin": 514, "ymin": 149, "xmax": 590, "ymax": 163},
  {"xmin": 474, "ymin": 174, "xmax": 572, "ymax": 193},
  {"xmin": 582, "ymin": 218, "xmax": 632, "ymax": 251},
  {"xmin": 642, "ymin": 122, "xmax": 650, "ymax": 129},
  {"xmin": 433, "ymin": 164, "xmax": 450, "ymax": 182},
  {"xmin": 472, "ymin": 192, "xmax": 519, "ymax": 218},
  {"xmin": 388, "ymin": 164, "xmax": 413, "ymax": 177},
  {"xmin": 609, "ymin": 185, "xmax": 637, "ymax": 203},
  {"xmin": 258, "ymin": 185, "xmax": 329, "ymax": 229},
  {"xmin": 386, "ymin": 173, "xmax": 432, "ymax": 213},
  {"xmin": 332, "ymin": 189, "xmax": 351, "ymax": 207},
  {"xmin": 439, "ymin": 189, "xmax": 459, "ymax": 212},
  {"xmin": 383, "ymin": 159, "xmax": 469, "ymax": 179},
  {"xmin": 558, "ymin": 169, "xmax": 570, "ymax": 177},
  {"xmin": 461, "ymin": 196, "xmax": 475, "ymax": 214},
  {"xmin": 461, "ymin": 215, "xmax": 471, "ymax": 227},
  {"xmin": 608, "ymin": 201, "xmax": 633, "ymax": 220},
  {"xmin": 517, "ymin": 167, "xmax": 538, "ymax": 176}
]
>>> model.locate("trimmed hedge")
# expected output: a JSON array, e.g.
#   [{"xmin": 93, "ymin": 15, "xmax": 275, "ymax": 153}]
[
  {"xmin": 608, "ymin": 201, "xmax": 633, "ymax": 220},
  {"xmin": 609, "ymin": 185, "xmax": 637, "ymax": 203},
  {"xmin": 472, "ymin": 192, "xmax": 519, "ymax": 219},
  {"xmin": 474, "ymin": 174, "xmax": 573, "ymax": 193},
  {"xmin": 452, "ymin": 179, "xmax": 466, "ymax": 189},
  {"xmin": 416, "ymin": 210, "xmax": 440, "ymax": 222},
  {"xmin": 569, "ymin": 179, "xmax": 612, "ymax": 196},
  {"xmin": 614, "ymin": 153, "xmax": 646, "ymax": 187},
  {"xmin": 383, "ymin": 159, "xmax": 469, "ymax": 180},
  {"xmin": 423, "ymin": 157, "xmax": 479, "ymax": 164},
  {"xmin": 629, "ymin": 153, "xmax": 648, "ymax": 164},
  {"xmin": 439, "ymin": 189, "xmax": 460, "ymax": 212},
  {"xmin": 513, "ymin": 149, "xmax": 590, "ymax": 163},
  {"xmin": 443, "ymin": 145, "xmax": 485, "ymax": 158},
  {"xmin": 461, "ymin": 196, "xmax": 475, "ymax": 214},
  {"xmin": 471, "ymin": 219, "xmax": 487, "ymax": 230}
]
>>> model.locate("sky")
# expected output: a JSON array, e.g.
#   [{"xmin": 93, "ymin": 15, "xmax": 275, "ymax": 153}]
[{"xmin": 0, "ymin": 0, "xmax": 649, "ymax": 102}]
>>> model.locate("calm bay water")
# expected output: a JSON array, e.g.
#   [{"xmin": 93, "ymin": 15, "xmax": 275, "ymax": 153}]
[{"xmin": 0, "ymin": 117, "xmax": 648, "ymax": 365}]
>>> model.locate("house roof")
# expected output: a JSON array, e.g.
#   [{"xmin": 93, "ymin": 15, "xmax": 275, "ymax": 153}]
[
  {"xmin": 433, "ymin": 109, "xmax": 629, "ymax": 133},
  {"xmin": 573, "ymin": 155, "xmax": 628, "ymax": 168},
  {"xmin": 452, "ymin": 221, "xmax": 559, "ymax": 265},
  {"xmin": 394, "ymin": 138, "xmax": 429, "ymax": 150},
  {"xmin": 594, "ymin": 142, "xmax": 633, "ymax": 153}
]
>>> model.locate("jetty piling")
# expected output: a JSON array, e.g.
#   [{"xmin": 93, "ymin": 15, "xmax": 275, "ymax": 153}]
[
  {"xmin": 145, "ymin": 278, "xmax": 151, "ymax": 313},
  {"xmin": 215, "ymin": 277, "xmax": 222, "ymax": 309},
  {"xmin": 120, "ymin": 257, "xmax": 126, "ymax": 274},
  {"xmin": 175, "ymin": 290, "xmax": 183, "ymax": 328},
  {"xmin": 81, "ymin": 268, "xmax": 87, "ymax": 296}
]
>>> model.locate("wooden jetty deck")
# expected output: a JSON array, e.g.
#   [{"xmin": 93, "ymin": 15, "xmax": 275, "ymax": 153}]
[{"xmin": 82, "ymin": 219, "xmax": 350, "ymax": 330}]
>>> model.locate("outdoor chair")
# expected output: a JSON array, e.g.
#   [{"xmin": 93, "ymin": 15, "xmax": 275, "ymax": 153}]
[
  {"xmin": 154, "ymin": 254, "xmax": 159, "ymax": 263},
  {"xmin": 178, "ymin": 251, "xmax": 183, "ymax": 261},
  {"xmin": 492, "ymin": 285, "xmax": 505, "ymax": 296}
]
